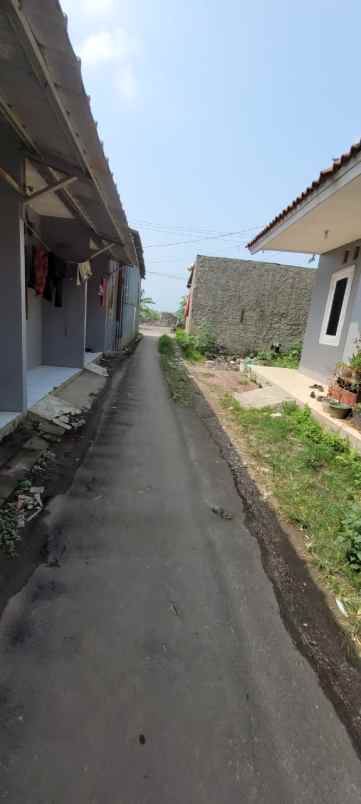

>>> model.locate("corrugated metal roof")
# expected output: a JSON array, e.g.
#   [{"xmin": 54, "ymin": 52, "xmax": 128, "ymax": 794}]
[
  {"xmin": 0, "ymin": 0, "xmax": 137, "ymax": 265},
  {"xmin": 130, "ymin": 229, "xmax": 146, "ymax": 278},
  {"xmin": 247, "ymin": 139, "xmax": 361, "ymax": 250}
]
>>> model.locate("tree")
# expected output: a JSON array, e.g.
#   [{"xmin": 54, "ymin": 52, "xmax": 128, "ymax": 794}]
[
  {"xmin": 176, "ymin": 295, "xmax": 187, "ymax": 326},
  {"xmin": 140, "ymin": 290, "xmax": 160, "ymax": 321}
]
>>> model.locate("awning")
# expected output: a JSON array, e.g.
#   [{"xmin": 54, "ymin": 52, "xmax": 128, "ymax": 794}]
[
  {"xmin": 0, "ymin": 0, "xmax": 138, "ymax": 266},
  {"xmin": 248, "ymin": 139, "xmax": 361, "ymax": 255}
]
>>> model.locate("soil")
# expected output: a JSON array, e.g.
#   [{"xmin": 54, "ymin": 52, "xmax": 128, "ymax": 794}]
[
  {"xmin": 187, "ymin": 359, "xmax": 361, "ymax": 758},
  {"xmin": 0, "ymin": 347, "xmax": 138, "ymax": 620},
  {"xmin": 188, "ymin": 363, "xmax": 258, "ymax": 394}
]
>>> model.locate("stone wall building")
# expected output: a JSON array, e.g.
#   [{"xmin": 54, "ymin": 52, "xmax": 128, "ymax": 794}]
[{"xmin": 186, "ymin": 256, "xmax": 315, "ymax": 354}]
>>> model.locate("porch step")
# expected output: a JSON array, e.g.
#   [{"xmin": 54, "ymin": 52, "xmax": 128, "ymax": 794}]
[{"xmin": 233, "ymin": 386, "xmax": 293, "ymax": 409}]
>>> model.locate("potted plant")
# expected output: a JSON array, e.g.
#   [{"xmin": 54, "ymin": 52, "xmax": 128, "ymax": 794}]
[
  {"xmin": 324, "ymin": 398, "xmax": 352, "ymax": 419},
  {"xmin": 328, "ymin": 358, "xmax": 361, "ymax": 406}
]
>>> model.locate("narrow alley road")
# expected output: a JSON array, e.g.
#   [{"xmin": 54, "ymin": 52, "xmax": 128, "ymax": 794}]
[{"xmin": 1, "ymin": 332, "xmax": 361, "ymax": 803}]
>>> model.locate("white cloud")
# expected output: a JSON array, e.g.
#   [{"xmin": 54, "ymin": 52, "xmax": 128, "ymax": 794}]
[
  {"xmin": 77, "ymin": 27, "xmax": 139, "ymax": 101},
  {"xmin": 78, "ymin": 28, "xmax": 137, "ymax": 68}
]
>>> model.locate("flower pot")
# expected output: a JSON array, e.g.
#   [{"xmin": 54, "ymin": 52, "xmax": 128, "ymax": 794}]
[
  {"xmin": 328, "ymin": 384, "xmax": 342, "ymax": 402},
  {"xmin": 325, "ymin": 400, "xmax": 352, "ymax": 419},
  {"xmin": 339, "ymin": 388, "xmax": 359, "ymax": 406}
]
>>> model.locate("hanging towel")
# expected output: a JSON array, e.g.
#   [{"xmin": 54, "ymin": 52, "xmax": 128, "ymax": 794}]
[
  {"xmin": 76, "ymin": 260, "xmax": 93, "ymax": 285},
  {"xmin": 34, "ymin": 247, "xmax": 48, "ymax": 297},
  {"xmin": 43, "ymin": 254, "xmax": 67, "ymax": 307},
  {"xmin": 98, "ymin": 277, "xmax": 106, "ymax": 306}
]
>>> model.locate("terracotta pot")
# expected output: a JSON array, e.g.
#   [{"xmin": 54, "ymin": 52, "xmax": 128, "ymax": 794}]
[
  {"xmin": 339, "ymin": 388, "xmax": 359, "ymax": 406},
  {"xmin": 328, "ymin": 384, "xmax": 342, "ymax": 402}
]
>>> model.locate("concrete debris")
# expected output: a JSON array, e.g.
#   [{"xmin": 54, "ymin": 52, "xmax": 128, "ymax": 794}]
[
  {"xmin": 233, "ymin": 386, "xmax": 292, "ymax": 409},
  {"xmin": 86, "ymin": 362, "xmax": 108, "ymax": 377},
  {"xmin": 211, "ymin": 505, "xmax": 234, "ymax": 520},
  {"xmin": 16, "ymin": 485, "xmax": 44, "ymax": 527},
  {"xmin": 31, "ymin": 394, "xmax": 83, "ymax": 431}
]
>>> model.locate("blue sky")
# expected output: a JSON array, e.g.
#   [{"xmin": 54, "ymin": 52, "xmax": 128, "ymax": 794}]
[{"xmin": 62, "ymin": 0, "xmax": 361, "ymax": 311}]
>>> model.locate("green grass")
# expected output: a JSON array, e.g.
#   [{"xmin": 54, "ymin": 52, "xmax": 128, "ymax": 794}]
[
  {"xmin": 158, "ymin": 335, "xmax": 192, "ymax": 404},
  {"xmin": 254, "ymin": 341, "xmax": 302, "ymax": 369},
  {"xmin": 222, "ymin": 396, "xmax": 361, "ymax": 639},
  {"xmin": 175, "ymin": 330, "xmax": 204, "ymax": 362}
]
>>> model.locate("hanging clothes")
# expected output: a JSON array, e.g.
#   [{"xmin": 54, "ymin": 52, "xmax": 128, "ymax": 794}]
[
  {"xmin": 76, "ymin": 260, "xmax": 93, "ymax": 285},
  {"xmin": 34, "ymin": 247, "xmax": 48, "ymax": 297},
  {"xmin": 25, "ymin": 242, "xmax": 35, "ymax": 290},
  {"xmin": 43, "ymin": 254, "xmax": 67, "ymax": 308},
  {"xmin": 98, "ymin": 277, "xmax": 106, "ymax": 307}
]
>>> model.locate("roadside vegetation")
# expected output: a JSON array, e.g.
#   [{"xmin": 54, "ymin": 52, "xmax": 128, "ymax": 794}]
[
  {"xmin": 176, "ymin": 324, "xmax": 217, "ymax": 362},
  {"xmin": 222, "ymin": 396, "xmax": 361, "ymax": 642},
  {"xmin": 140, "ymin": 291, "xmax": 160, "ymax": 322},
  {"xmin": 158, "ymin": 335, "xmax": 192, "ymax": 404},
  {"xmin": 253, "ymin": 341, "xmax": 302, "ymax": 369}
]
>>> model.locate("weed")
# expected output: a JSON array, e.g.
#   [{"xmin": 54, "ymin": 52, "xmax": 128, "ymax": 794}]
[
  {"xmin": 254, "ymin": 341, "xmax": 302, "ymax": 369},
  {"xmin": 0, "ymin": 503, "xmax": 20, "ymax": 557},
  {"xmin": 221, "ymin": 396, "xmax": 361, "ymax": 636},
  {"xmin": 158, "ymin": 334, "xmax": 175, "ymax": 355},
  {"xmin": 159, "ymin": 336, "xmax": 192, "ymax": 404},
  {"xmin": 176, "ymin": 324, "xmax": 217, "ymax": 361}
]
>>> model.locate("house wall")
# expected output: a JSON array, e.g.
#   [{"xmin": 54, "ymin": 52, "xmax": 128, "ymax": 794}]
[
  {"xmin": 121, "ymin": 265, "xmax": 141, "ymax": 346},
  {"xmin": 188, "ymin": 256, "xmax": 315, "ymax": 354},
  {"xmin": 26, "ymin": 290, "xmax": 43, "ymax": 368},
  {"xmin": 42, "ymin": 276, "xmax": 87, "ymax": 368},
  {"xmin": 0, "ymin": 119, "xmax": 27, "ymax": 411},
  {"xmin": 86, "ymin": 255, "xmax": 107, "ymax": 352},
  {"xmin": 300, "ymin": 242, "xmax": 361, "ymax": 383}
]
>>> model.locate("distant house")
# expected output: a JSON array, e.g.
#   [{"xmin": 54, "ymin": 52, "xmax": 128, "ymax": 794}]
[
  {"xmin": 248, "ymin": 140, "xmax": 361, "ymax": 383},
  {"xmin": 185, "ymin": 256, "xmax": 314, "ymax": 354}
]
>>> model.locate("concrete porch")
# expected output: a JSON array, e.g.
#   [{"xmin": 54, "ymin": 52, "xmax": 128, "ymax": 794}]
[{"xmin": 242, "ymin": 363, "xmax": 361, "ymax": 452}]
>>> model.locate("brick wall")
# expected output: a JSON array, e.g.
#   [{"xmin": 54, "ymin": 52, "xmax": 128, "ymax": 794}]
[{"xmin": 187, "ymin": 256, "xmax": 315, "ymax": 354}]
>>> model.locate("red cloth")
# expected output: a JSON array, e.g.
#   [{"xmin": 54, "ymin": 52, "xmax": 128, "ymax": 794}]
[
  {"xmin": 34, "ymin": 247, "xmax": 48, "ymax": 296},
  {"xmin": 185, "ymin": 294, "xmax": 191, "ymax": 318}
]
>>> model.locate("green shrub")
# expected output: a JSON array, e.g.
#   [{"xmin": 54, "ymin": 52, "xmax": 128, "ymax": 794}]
[
  {"xmin": 337, "ymin": 504, "xmax": 361, "ymax": 571},
  {"xmin": 158, "ymin": 334, "xmax": 175, "ymax": 355},
  {"xmin": 176, "ymin": 324, "xmax": 217, "ymax": 361},
  {"xmin": 254, "ymin": 341, "xmax": 302, "ymax": 369}
]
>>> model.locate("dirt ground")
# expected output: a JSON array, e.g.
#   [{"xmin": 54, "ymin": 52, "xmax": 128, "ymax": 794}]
[{"xmin": 188, "ymin": 363, "xmax": 258, "ymax": 394}]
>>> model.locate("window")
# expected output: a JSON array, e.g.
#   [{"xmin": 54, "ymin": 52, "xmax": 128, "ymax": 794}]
[
  {"xmin": 319, "ymin": 265, "xmax": 354, "ymax": 346},
  {"xmin": 354, "ymin": 246, "xmax": 360, "ymax": 261}
]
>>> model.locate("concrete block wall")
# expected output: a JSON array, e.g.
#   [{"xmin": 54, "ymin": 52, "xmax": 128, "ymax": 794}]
[{"xmin": 188, "ymin": 256, "xmax": 315, "ymax": 354}]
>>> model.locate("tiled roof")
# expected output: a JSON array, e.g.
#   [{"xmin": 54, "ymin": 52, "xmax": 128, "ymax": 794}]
[{"xmin": 247, "ymin": 139, "xmax": 361, "ymax": 250}]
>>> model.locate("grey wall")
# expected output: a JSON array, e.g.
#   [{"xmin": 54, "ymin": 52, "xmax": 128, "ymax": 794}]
[
  {"xmin": 121, "ymin": 265, "xmax": 141, "ymax": 346},
  {"xmin": 300, "ymin": 242, "xmax": 361, "ymax": 383},
  {"xmin": 86, "ymin": 255, "xmax": 107, "ymax": 352},
  {"xmin": 188, "ymin": 256, "xmax": 315, "ymax": 354},
  {"xmin": 42, "ymin": 275, "xmax": 87, "ymax": 368},
  {"xmin": 26, "ymin": 290, "xmax": 43, "ymax": 369},
  {"xmin": 0, "ymin": 119, "xmax": 27, "ymax": 411}
]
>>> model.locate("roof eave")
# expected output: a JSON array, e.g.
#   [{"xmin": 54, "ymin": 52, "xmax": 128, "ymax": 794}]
[{"xmin": 248, "ymin": 149, "xmax": 361, "ymax": 255}]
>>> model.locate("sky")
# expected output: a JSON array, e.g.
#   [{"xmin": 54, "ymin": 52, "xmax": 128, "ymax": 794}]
[{"xmin": 61, "ymin": 0, "xmax": 361, "ymax": 312}]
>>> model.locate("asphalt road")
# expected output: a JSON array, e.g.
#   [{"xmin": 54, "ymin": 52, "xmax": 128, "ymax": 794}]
[{"xmin": 1, "ymin": 333, "xmax": 361, "ymax": 802}]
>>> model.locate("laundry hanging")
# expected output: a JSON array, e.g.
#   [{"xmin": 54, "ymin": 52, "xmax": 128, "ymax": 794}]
[
  {"xmin": 43, "ymin": 254, "xmax": 67, "ymax": 308},
  {"xmin": 76, "ymin": 260, "xmax": 93, "ymax": 285},
  {"xmin": 34, "ymin": 247, "xmax": 48, "ymax": 297}
]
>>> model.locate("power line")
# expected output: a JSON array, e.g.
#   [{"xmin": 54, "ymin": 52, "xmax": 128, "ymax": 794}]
[
  {"xmin": 130, "ymin": 219, "xmax": 264, "ymax": 237},
  {"xmin": 144, "ymin": 231, "xmax": 251, "ymax": 249},
  {"xmin": 146, "ymin": 271, "xmax": 185, "ymax": 280}
]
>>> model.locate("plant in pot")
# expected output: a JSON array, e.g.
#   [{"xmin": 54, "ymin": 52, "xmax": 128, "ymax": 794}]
[
  {"xmin": 328, "ymin": 356, "xmax": 361, "ymax": 406},
  {"xmin": 324, "ymin": 398, "xmax": 352, "ymax": 419}
]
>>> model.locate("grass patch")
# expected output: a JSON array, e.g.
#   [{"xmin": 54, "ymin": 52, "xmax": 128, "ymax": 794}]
[
  {"xmin": 222, "ymin": 396, "xmax": 361, "ymax": 639},
  {"xmin": 158, "ymin": 335, "xmax": 192, "ymax": 404},
  {"xmin": 176, "ymin": 324, "xmax": 217, "ymax": 362},
  {"xmin": 254, "ymin": 341, "xmax": 302, "ymax": 369}
]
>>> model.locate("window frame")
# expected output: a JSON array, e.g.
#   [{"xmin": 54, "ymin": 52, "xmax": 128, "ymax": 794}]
[{"xmin": 319, "ymin": 264, "xmax": 355, "ymax": 347}]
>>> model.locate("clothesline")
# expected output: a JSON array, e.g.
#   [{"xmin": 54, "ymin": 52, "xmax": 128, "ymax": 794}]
[{"xmin": 25, "ymin": 221, "xmax": 112, "ymax": 264}]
